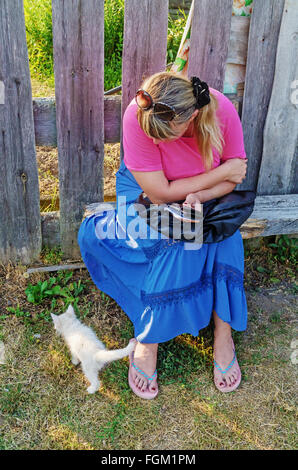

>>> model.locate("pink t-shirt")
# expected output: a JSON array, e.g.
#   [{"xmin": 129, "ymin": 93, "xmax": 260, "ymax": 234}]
[{"xmin": 123, "ymin": 87, "xmax": 246, "ymax": 181}]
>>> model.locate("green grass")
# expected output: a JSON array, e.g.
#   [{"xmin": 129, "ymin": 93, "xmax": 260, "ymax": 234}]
[
  {"xmin": 0, "ymin": 247, "xmax": 297, "ymax": 450},
  {"xmin": 40, "ymin": 246, "xmax": 63, "ymax": 265},
  {"xmin": 24, "ymin": 0, "xmax": 54, "ymax": 88},
  {"xmin": 243, "ymin": 235, "xmax": 297, "ymax": 290},
  {"xmin": 24, "ymin": 0, "xmax": 187, "ymax": 95}
]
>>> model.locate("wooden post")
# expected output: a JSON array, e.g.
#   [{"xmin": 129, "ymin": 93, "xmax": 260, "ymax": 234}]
[
  {"xmin": 257, "ymin": 0, "xmax": 298, "ymax": 195},
  {"xmin": 188, "ymin": 0, "xmax": 233, "ymax": 91},
  {"xmin": 120, "ymin": 0, "xmax": 169, "ymax": 159},
  {"xmin": 239, "ymin": 0, "xmax": 285, "ymax": 192},
  {"xmin": 121, "ymin": 0, "xmax": 169, "ymax": 116},
  {"xmin": 52, "ymin": 0, "xmax": 105, "ymax": 258},
  {"xmin": 0, "ymin": 0, "xmax": 41, "ymax": 264}
]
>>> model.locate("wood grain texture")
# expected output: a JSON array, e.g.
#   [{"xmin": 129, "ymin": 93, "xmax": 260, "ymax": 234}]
[
  {"xmin": 33, "ymin": 97, "xmax": 57, "ymax": 146},
  {"xmin": 120, "ymin": 0, "xmax": 169, "ymax": 159},
  {"xmin": 257, "ymin": 0, "xmax": 298, "ymax": 195},
  {"xmin": 103, "ymin": 96, "xmax": 122, "ymax": 143},
  {"xmin": 227, "ymin": 16, "xmax": 250, "ymax": 66},
  {"xmin": 26, "ymin": 263, "xmax": 85, "ymax": 275},
  {"xmin": 0, "ymin": 0, "xmax": 41, "ymax": 264},
  {"xmin": 243, "ymin": 194, "xmax": 298, "ymax": 236},
  {"xmin": 238, "ymin": 0, "xmax": 285, "ymax": 192},
  {"xmin": 52, "ymin": 0, "xmax": 105, "ymax": 258},
  {"xmin": 188, "ymin": 0, "xmax": 233, "ymax": 91},
  {"xmin": 41, "ymin": 211, "xmax": 60, "ymax": 248},
  {"xmin": 33, "ymin": 96, "xmax": 121, "ymax": 146}
]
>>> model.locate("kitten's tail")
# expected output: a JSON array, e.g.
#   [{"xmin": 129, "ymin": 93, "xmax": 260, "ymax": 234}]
[
  {"xmin": 95, "ymin": 307, "xmax": 153, "ymax": 364},
  {"xmin": 95, "ymin": 340, "xmax": 136, "ymax": 364}
]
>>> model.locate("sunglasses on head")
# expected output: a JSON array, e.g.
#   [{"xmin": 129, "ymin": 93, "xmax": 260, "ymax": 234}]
[{"xmin": 135, "ymin": 89, "xmax": 193, "ymax": 122}]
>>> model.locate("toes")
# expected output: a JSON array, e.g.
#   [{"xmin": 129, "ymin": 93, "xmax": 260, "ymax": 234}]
[
  {"xmin": 134, "ymin": 373, "xmax": 148, "ymax": 392},
  {"xmin": 220, "ymin": 378, "xmax": 227, "ymax": 388},
  {"xmin": 149, "ymin": 379, "xmax": 157, "ymax": 393},
  {"xmin": 134, "ymin": 373, "xmax": 157, "ymax": 394},
  {"xmin": 226, "ymin": 367, "xmax": 240, "ymax": 387},
  {"xmin": 215, "ymin": 374, "xmax": 227, "ymax": 389},
  {"xmin": 228, "ymin": 376, "xmax": 234, "ymax": 387},
  {"xmin": 135, "ymin": 375, "xmax": 143, "ymax": 389},
  {"xmin": 138, "ymin": 378, "xmax": 145, "ymax": 391},
  {"xmin": 141, "ymin": 379, "xmax": 147, "ymax": 392}
]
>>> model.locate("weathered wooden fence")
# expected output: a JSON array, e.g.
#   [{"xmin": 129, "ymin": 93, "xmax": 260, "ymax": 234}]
[{"xmin": 0, "ymin": 0, "xmax": 297, "ymax": 264}]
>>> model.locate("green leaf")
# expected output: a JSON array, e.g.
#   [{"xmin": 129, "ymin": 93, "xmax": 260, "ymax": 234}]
[
  {"xmin": 27, "ymin": 293, "xmax": 37, "ymax": 304},
  {"xmin": 256, "ymin": 266, "xmax": 268, "ymax": 273},
  {"xmin": 43, "ymin": 290, "xmax": 53, "ymax": 296},
  {"xmin": 51, "ymin": 285, "xmax": 63, "ymax": 295},
  {"xmin": 40, "ymin": 280, "xmax": 48, "ymax": 293},
  {"xmin": 268, "ymin": 243, "xmax": 277, "ymax": 248}
]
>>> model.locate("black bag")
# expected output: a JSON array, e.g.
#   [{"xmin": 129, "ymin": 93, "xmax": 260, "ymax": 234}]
[
  {"xmin": 135, "ymin": 190, "xmax": 256, "ymax": 244},
  {"xmin": 201, "ymin": 190, "xmax": 256, "ymax": 243}
]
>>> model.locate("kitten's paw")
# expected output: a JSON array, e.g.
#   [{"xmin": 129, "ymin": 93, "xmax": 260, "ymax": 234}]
[
  {"xmin": 87, "ymin": 385, "xmax": 97, "ymax": 394},
  {"xmin": 71, "ymin": 357, "xmax": 80, "ymax": 366}
]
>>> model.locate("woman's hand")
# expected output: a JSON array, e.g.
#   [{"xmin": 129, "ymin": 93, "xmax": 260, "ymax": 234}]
[
  {"xmin": 183, "ymin": 192, "xmax": 203, "ymax": 208},
  {"xmin": 222, "ymin": 158, "xmax": 248, "ymax": 184}
]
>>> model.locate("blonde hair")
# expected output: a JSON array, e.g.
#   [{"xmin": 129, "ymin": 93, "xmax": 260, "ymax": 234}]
[{"xmin": 136, "ymin": 71, "xmax": 224, "ymax": 171}]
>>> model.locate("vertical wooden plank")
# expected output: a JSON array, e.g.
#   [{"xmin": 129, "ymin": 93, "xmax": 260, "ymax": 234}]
[
  {"xmin": 52, "ymin": 0, "xmax": 104, "ymax": 258},
  {"xmin": 238, "ymin": 0, "xmax": 285, "ymax": 192},
  {"xmin": 121, "ymin": 0, "xmax": 169, "ymax": 139},
  {"xmin": 33, "ymin": 97, "xmax": 57, "ymax": 147},
  {"xmin": 227, "ymin": 16, "xmax": 250, "ymax": 66},
  {"xmin": 0, "ymin": 0, "xmax": 41, "ymax": 264},
  {"xmin": 188, "ymin": 0, "xmax": 233, "ymax": 91},
  {"xmin": 257, "ymin": 0, "xmax": 298, "ymax": 195}
]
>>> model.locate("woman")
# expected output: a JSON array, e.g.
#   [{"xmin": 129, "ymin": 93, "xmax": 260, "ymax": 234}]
[{"xmin": 78, "ymin": 71, "xmax": 248, "ymax": 399}]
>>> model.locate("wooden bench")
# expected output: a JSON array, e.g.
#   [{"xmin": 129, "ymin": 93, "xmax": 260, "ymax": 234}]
[{"xmin": 40, "ymin": 194, "xmax": 298, "ymax": 249}]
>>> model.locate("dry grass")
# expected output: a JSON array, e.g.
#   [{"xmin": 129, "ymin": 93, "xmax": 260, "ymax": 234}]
[
  {"xmin": 37, "ymin": 144, "xmax": 120, "ymax": 211},
  {"xmin": 32, "ymin": 75, "xmax": 120, "ymax": 208},
  {"xmin": 31, "ymin": 78, "xmax": 55, "ymax": 99}
]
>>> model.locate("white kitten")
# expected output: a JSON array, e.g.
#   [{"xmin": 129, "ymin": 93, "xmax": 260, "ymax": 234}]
[{"xmin": 51, "ymin": 304, "xmax": 136, "ymax": 394}]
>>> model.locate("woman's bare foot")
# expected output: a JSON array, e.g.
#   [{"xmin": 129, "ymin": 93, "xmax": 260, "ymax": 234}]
[
  {"xmin": 131, "ymin": 342, "xmax": 158, "ymax": 393},
  {"xmin": 213, "ymin": 311, "xmax": 241, "ymax": 391}
]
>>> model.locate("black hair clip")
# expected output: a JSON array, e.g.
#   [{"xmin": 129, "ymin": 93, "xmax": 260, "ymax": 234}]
[{"xmin": 191, "ymin": 76, "xmax": 211, "ymax": 109}]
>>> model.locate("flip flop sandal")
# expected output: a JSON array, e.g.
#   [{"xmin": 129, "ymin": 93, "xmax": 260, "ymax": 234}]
[
  {"xmin": 213, "ymin": 339, "xmax": 241, "ymax": 393},
  {"xmin": 128, "ymin": 347, "xmax": 158, "ymax": 400}
]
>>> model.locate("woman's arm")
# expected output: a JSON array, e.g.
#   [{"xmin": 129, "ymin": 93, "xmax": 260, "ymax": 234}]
[
  {"xmin": 131, "ymin": 158, "xmax": 247, "ymax": 204},
  {"xmin": 184, "ymin": 181, "xmax": 237, "ymax": 206}
]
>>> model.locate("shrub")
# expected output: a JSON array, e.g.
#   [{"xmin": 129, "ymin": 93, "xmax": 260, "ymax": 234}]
[
  {"xmin": 24, "ymin": 0, "xmax": 54, "ymax": 87},
  {"xmin": 24, "ymin": 0, "xmax": 187, "ymax": 92}
]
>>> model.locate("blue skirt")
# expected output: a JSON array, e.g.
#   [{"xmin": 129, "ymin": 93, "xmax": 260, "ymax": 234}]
[{"xmin": 78, "ymin": 160, "xmax": 247, "ymax": 343}]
